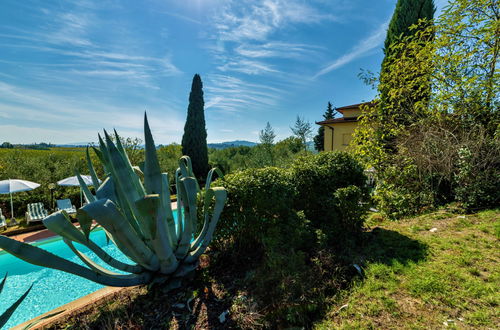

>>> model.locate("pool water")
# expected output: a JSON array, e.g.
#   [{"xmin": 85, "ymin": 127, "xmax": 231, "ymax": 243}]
[{"xmin": 0, "ymin": 210, "xmax": 178, "ymax": 329}]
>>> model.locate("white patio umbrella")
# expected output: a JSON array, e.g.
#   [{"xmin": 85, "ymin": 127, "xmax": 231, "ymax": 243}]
[
  {"xmin": 57, "ymin": 175, "xmax": 98, "ymax": 207},
  {"xmin": 0, "ymin": 179, "xmax": 41, "ymax": 219}
]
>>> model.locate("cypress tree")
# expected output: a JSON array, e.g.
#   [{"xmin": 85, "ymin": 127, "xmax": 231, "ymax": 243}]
[
  {"xmin": 380, "ymin": 0, "xmax": 435, "ymax": 113},
  {"xmin": 314, "ymin": 102, "xmax": 336, "ymax": 151},
  {"xmin": 182, "ymin": 74, "xmax": 209, "ymax": 179}
]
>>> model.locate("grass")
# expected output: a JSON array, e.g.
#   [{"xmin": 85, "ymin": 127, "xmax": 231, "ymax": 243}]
[
  {"xmin": 42, "ymin": 208, "xmax": 499, "ymax": 329},
  {"xmin": 315, "ymin": 209, "xmax": 499, "ymax": 329}
]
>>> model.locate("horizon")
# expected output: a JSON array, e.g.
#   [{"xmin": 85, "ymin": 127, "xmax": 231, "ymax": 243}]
[{"xmin": 0, "ymin": 0, "xmax": 448, "ymax": 144}]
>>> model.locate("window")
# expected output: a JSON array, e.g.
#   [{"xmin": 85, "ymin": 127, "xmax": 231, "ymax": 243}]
[{"xmin": 342, "ymin": 133, "xmax": 351, "ymax": 146}]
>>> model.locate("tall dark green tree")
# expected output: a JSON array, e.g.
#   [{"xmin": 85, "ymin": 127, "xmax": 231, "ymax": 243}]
[
  {"xmin": 182, "ymin": 74, "xmax": 209, "ymax": 179},
  {"xmin": 378, "ymin": 0, "xmax": 435, "ymax": 147},
  {"xmin": 314, "ymin": 102, "xmax": 336, "ymax": 151}
]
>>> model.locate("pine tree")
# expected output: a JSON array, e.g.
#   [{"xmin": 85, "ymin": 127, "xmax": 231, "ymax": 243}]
[
  {"xmin": 181, "ymin": 74, "xmax": 209, "ymax": 179},
  {"xmin": 314, "ymin": 102, "xmax": 337, "ymax": 151},
  {"xmin": 291, "ymin": 116, "xmax": 312, "ymax": 151},
  {"xmin": 259, "ymin": 122, "xmax": 276, "ymax": 145}
]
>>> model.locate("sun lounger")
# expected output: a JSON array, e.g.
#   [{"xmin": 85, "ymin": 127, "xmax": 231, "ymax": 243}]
[
  {"xmin": 0, "ymin": 209, "xmax": 6, "ymax": 229},
  {"xmin": 56, "ymin": 199, "xmax": 77, "ymax": 215},
  {"xmin": 26, "ymin": 202, "xmax": 48, "ymax": 223}
]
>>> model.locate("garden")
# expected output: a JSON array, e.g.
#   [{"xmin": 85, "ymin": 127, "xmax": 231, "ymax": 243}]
[{"xmin": 0, "ymin": 0, "xmax": 499, "ymax": 328}]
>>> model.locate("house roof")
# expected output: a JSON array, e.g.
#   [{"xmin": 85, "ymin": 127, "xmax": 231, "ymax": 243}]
[
  {"xmin": 316, "ymin": 101, "xmax": 376, "ymax": 125},
  {"xmin": 316, "ymin": 117, "xmax": 359, "ymax": 125},
  {"xmin": 337, "ymin": 101, "xmax": 376, "ymax": 114}
]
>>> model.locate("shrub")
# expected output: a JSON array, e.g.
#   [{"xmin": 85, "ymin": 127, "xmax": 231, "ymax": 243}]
[
  {"xmin": 455, "ymin": 142, "xmax": 500, "ymax": 211},
  {"xmin": 214, "ymin": 167, "xmax": 296, "ymax": 250},
  {"xmin": 291, "ymin": 152, "xmax": 369, "ymax": 240}
]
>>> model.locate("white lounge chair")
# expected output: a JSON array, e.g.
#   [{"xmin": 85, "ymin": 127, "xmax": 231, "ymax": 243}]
[
  {"xmin": 26, "ymin": 202, "xmax": 48, "ymax": 223},
  {"xmin": 56, "ymin": 199, "xmax": 77, "ymax": 215},
  {"xmin": 0, "ymin": 209, "xmax": 6, "ymax": 229}
]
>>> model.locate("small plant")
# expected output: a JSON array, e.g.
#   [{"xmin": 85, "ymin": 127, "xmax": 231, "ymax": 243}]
[{"xmin": 0, "ymin": 114, "xmax": 227, "ymax": 288}]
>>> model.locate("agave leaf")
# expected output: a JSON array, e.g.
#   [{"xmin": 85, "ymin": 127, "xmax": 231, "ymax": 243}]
[
  {"xmin": 20, "ymin": 310, "xmax": 64, "ymax": 330},
  {"xmin": 186, "ymin": 187, "xmax": 227, "ymax": 263},
  {"xmin": 0, "ymin": 282, "xmax": 33, "ymax": 328},
  {"xmin": 143, "ymin": 113, "xmax": 162, "ymax": 195},
  {"xmin": 175, "ymin": 176, "xmax": 198, "ymax": 258},
  {"xmin": 86, "ymin": 147, "xmax": 101, "ymax": 188},
  {"xmin": 64, "ymin": 239, "xmax": 121, "ymax": 276},
  {"xmin": 134, "ymin": 195, "xmax": 160, "ymax": 242},
  {"xmin": 161, "ymin": 173, "xmax": 177, "ymax": 248},
  {"xmin": 75, "ymin": 170, "xmax": 96, "ymax": 204},
  {"xmin": 136, "ymin": 194, "xmax": 178, "ymax": 274},
  {"xmin": 80, "ymin": 199, "xmax": 159, "ymax": 271},
  {"xmin": 0, "ymin": 273, "xmax": 6, "ymax": 294},
  {"xmin": 104, "ymin": 131, "xmax": 152, "ymax": 241},
  {"xmin": 0, "ymin": 236, "xmax": 149, "ymax": 287},
  {"xmin": 44, "ymin": 211, "xmax": 143, "ymax": 274},
  {"xmin": 113, "ymin": 129, "xmax": 146, "ymax": 195}
]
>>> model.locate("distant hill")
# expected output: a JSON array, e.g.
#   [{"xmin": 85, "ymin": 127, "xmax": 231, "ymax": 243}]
[
  {"xmin": 208, "ymin": 140, "xmax": 257, "ymax": 149},
  {"xmin": 55, "ymin": 142, "xmax": 95, "ymax": 147}
]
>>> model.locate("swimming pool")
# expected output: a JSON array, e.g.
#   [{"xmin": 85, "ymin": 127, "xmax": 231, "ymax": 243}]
[{"xmin": 0, "ymin": 210, "xmax": 178, "ymax": 329}]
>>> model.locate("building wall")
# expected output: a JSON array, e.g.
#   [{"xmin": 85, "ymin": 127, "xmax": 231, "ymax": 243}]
[
  {"xmin": 323, "ymin": 121, "xmax": 359, "ymax": 151},
  {"xmin": 340, "ymin": 108, "xmax": 362, "ymax": 118}
]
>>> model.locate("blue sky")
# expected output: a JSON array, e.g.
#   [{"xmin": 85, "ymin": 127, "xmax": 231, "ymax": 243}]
[{"xmin": 0, "ymin": 0, "xmax": 448, "ymax": 144}]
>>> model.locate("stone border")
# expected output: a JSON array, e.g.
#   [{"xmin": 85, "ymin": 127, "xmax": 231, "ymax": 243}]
[{"xmin": 12, "ymin": 286, "xmax": 128, "ymax": 329}]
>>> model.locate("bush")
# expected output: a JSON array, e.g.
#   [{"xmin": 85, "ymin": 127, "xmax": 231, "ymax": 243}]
[
  {"xmin": 291, "ymin": 152, "xmax": 369, "ymax": 240},
  {"xmin": 214, "ymin": 167, "xmax": 296, "ymax": 250},
  {"xmin": 455, "ymin": 143, "xmax": 500, "ymax": 211}
]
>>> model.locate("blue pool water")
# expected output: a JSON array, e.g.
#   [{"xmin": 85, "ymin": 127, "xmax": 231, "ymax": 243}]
[{"xmin": 0, "ymin": 211, "xmax": 178, "ymax": 329}]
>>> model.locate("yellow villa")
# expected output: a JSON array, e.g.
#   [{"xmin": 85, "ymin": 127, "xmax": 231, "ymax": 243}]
[{"xmin": 316, "ymin": 102, "xmax": 373, "ymax": 151}]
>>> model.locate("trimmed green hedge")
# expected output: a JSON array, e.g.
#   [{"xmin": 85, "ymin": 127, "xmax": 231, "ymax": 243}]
[{"xmin": 215, "ymin": 151, "xmax": 369, "ymax": 249}]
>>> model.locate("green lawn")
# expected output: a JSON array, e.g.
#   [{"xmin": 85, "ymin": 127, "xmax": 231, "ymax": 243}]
[{"xmin": 316, "ymin": 209, "xmax": 499, "ymax": 329}]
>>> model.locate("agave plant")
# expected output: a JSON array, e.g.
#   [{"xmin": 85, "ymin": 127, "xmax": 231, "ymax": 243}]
[
  {"xmin": 0, "ymin": 114, "xmax": 227, "ymax": 288},
  {"xmin": 0, "ymin": 273, "xmax": 32, "ymax": 328}
]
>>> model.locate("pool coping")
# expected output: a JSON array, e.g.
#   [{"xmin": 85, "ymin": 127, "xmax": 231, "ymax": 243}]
[
  {"xmin": 6, "ymin": 201, "xmax": 179, "ymax": 328},
  {"xmin": 12, "ymin": 286, "xmax": 129, "ymax": 329}
]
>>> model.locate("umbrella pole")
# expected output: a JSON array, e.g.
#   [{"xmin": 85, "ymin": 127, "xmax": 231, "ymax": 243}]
[
  {"xmin": 10, "ymin": 191, "xmax": 14, "ymax": 219},
  {"xmin": 80, "ymin": 189, "xmax": 83, "ymax": 207}
]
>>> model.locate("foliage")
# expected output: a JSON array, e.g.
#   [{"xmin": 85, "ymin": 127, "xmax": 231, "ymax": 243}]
[
  {"xmin": 0, "ymin": 148, "xmax": 93, "ymax": 216},
  {"xmin": 314, "ymin": 102, "xmax": 337, "ymax": 151},
  {"xmin": 433, "ymin": 0, "xmax": 499, "ymax": 132},
  {"xmin": 291, "ymin": 152, "xmax": 369, "ymax": 240},
  {"xmin": 214, "ymin": 166, "xmax": 296, "ymax": 250},
  {"xmin": 354, "ymin": 0, "xmax": 499, "ymax": 217},
  {"xmin": 0, "ymin": 142, "xmax": 13, "ymax": 149},
  {"xmin": 290, "ymin": 116, "xmax": 313, "ymax": 151},
  {"xmin": 0, "ymin": 115, "xmax": 227, "ymax": 288},
  {"xmin": 258, "ymin": 122, "xmax": 276, "ymax": 166},
  {"xmin": 380, "ymin": 0, "xmax": 435, "ymax": 114},
  {"xmin": 455, "ymin": 134, "xmax": 500, "ymax": 210},
  {"xmin": 182, "ymin": 74, "xmax": 209, "ymax": 179}
]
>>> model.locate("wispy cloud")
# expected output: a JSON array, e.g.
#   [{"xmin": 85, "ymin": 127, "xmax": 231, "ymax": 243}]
[
  {"xmin": 217, "ymin": 59, "xmax": 279, "ymax": 75},
  {"xmin": 214, "ymin": 0, "xmax": 338, "ymax": 42},
  {"xmin": 205, "ymin": 74, "xmax": 283, "ymax": 114},
  {"xmin": 235, "ymin": 42, "xmax": 324, "ymax": 60},
  {"xmin": 161, "ymin": 11, "xmax": 202, "ymax": 25},
  {"xmin": 313, "ymin": 20, "xmax": 388, "ymax": 79},
  {"xmin": 0, "ymin": 81, "xmax": 185, "ymax": 143}
]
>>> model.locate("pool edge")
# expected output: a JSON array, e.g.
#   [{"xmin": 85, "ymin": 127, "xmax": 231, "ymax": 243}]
[{"xmin": 12, "ymin": 285, "xmax": 130, "ymax": 330}]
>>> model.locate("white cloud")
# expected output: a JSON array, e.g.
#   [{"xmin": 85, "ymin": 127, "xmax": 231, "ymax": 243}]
[
  {"xmin": 204, "ymin": 74, "xmax": 283, "ymax": 114},
  {"xmin": 214, "ymin": 0, "xmax": 338, "ymax": 42},
  {"xmin": 217, "ymin": 59, "xmax": 279, "ymax": 75},
  {"xmin": 313, "ymin": 20, "xmax": 389, "ymax": 78},
  {"xmin": 0, "ymin": 82, "xmax": 185, "ymax": 144},
  {"xmin": 235, "ymin": 42, "xmax": 324, "ymax": 60}
]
